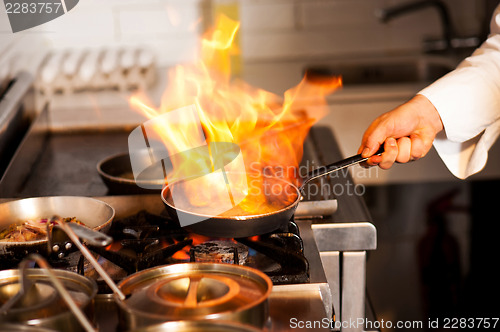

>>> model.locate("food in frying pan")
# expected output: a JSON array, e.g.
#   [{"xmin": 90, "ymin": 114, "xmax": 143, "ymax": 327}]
[
  {"xmin": 164, "ymin": 176, "xmax": 299, "ymax": 217},
  {"xmin": 0, "ymin": 217, "xmax": 85, "ymax": 242}
]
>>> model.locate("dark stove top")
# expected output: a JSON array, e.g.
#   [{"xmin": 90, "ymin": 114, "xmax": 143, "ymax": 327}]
[{"xmin": 77, "ymin": 209, "xmax": 309, "ymax": 289}]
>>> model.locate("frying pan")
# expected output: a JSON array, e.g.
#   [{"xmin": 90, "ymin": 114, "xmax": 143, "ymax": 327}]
[
  {"xmin": 97, "ymin": 152, "xmax": 165, "ymax": 195},
  {"xmin": 161, "ymin": 149, "xmax": 383, "ymax": 238},
  {"xmin": 0, "ymin": 196, "xmax": 115, "ymax": 260}
]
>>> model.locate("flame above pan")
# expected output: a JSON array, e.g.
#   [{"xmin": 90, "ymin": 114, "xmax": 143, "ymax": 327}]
[{"xmin": 129, "ymin": 14, "xmax": 341, "ymax": 217}]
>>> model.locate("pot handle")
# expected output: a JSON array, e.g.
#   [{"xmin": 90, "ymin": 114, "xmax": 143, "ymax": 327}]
[{"xmin": 0, "ymin": 254, "xmax": 97, "ymax": 332}]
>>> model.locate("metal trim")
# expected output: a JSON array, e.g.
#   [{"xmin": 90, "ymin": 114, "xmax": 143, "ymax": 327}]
[{"xmin": 312, "ymin": 222, "xmax": 377, "ymax": 251}]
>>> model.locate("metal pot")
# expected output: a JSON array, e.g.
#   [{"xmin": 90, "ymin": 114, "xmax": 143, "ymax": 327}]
[
  {"xmin": 0, "ymin": 196, "xmax": 115, "ymax": 260},
  {"xmin": 58, "ymin": 223, "xmax": 273, "ymax": 331},
  {"xmin": 115, "ymin": 263, "xmax": 272, "ymax": 330},
  {"xmin": 0, "ymin": 323, "xmax": 57, "ymax": 332},
  {"xmin": 132, "ymin": 320, "xmax": 263, "ymax": 332},
  {"xmin": 0, "ymin": 255, "xmax": 98, "ymax": 332}
]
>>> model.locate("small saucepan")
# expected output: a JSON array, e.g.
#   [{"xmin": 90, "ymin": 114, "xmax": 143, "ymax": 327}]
[
  {"xmin": 0, "ymin": 254, "xmax": 98, "ymax": 332},
  {"xmin": 161, "ymin": 149, "xmax": 383, "ymax": 238}
]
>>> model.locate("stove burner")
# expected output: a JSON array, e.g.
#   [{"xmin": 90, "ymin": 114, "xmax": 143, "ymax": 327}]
[
  {"xmin": 190, "ymin": 241, "xmax": 248, "ymax": 265},
  {"xmin": 69, "ymin": 210, "xmax": 309, "ymax": 285}
]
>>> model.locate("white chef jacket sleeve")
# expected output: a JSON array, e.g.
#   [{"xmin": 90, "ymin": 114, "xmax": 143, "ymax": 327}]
[{"xmin": 418, "ymin": 4, "xmax": 500, "ymax": 179}]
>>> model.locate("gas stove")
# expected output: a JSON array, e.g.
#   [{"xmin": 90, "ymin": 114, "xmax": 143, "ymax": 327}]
[
  {"xmin": 0, "ymin": 74, "xmax": 376, "ymax": 331},
  {"xmin": 85, "ymin": 210, "xmax": 310, "ymax": 286},
  {"xmin": 82, "ymin": 195, "xmax": 334, "ymax": 331}
]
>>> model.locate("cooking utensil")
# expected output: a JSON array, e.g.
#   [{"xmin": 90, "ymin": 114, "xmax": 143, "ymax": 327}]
[
  {"xmin": 0, "ymin": 196, "xmax": 115, "ymax": 260},
  {"xmin": 0, "ymin": 323, "xmax": 57, "ymax": 332},
  {"xmin": 161, "ymin": 149, "xmax": 383, "ymax": 238},
  {"xmin": 60, "ymin": 228, "xmax": 272, "ymax": 331},
  {"xmin": 132, "ymin": 320, "xmax": 263, "ymax": 332},
  {"xmin": 97, "ymin": 152, "xmax": 165, "ymax": 194},
  {"xmin": 116, "ymin": 263, "xmax": 272, "ymax": 330},
  {"xmin": 0, "ymin": 254, "xmax": 97, "ymax": 332}
]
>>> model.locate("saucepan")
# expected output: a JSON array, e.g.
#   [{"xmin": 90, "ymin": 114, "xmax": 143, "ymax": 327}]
[
  {"xmin": 0, "ymin": 196, "xmax": 115, "ymax": 260},
  {"xmin": 161, "ymin": 149, "xmax": 383, "ymax": 238},
  {"xmin": 131, "ymin": 320, "xmax": 263, "ymax": 332},
  {"xmin": 0, "ymin": 254, "xmax": 98, "ymax": 332},
  {"xmin": 54, "ymin": 226, "xmax": 273, "ymax": 331}
]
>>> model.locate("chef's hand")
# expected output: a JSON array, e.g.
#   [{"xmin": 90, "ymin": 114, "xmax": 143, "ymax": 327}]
[{"xmin": 358, "ymin": 94, "xmax": 444, "ymax": 169}]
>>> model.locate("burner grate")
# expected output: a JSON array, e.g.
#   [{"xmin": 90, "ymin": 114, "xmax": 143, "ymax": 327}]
[{"xmin": 84, "ymin": 210, "xmax": 309, "ymax": 285}]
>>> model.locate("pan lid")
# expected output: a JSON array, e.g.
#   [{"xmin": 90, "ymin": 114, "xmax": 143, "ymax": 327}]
[
  {"xmin": 117, "ymin": 263, "xmax": 272, "ymax": 321},
  {"xmin": 132, "ymin": 320, "xmax": 262, "ymax": 332}
]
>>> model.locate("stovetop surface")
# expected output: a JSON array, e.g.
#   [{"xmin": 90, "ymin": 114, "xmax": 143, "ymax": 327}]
[
  {"xmin": 0, "ymin": 107, "xmax": 374, "ymax": 331},
  {"xmin": 76, "ymin": 194, "xmax": 329, "ymax": 287}
]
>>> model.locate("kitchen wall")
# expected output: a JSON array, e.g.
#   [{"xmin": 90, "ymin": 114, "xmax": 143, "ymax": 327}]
[
  {"xmin": 0, "ymin": 0, "xmax": 488, "ymax": 83},
  {"xmin": 0, "ymin": 0, "xmax": 486, "ymax": 131},
  {"xmin": 239, "ymin": 0, "xmax": 482, "ymax": 62},
  {"xmin": 0, "ymin": 0, "xmax": 203, "ymax": 83}
]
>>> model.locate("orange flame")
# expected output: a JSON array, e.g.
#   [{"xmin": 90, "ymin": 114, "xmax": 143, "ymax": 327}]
[{"xmin": 129, "ymin": 14, "xmax": 341, "ymax": 216}]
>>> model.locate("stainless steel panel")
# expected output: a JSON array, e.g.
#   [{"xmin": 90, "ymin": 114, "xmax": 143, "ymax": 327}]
[
  {"xmin": 312, "ymin": 222, "xmax": 377, "ymax": 251},
  {"xmin": 341, "ymin": 252, "xmax": 367, "ymax": 332},
  {"xmin": 320, "ymin": 251, "xmax": 340, "ymax": 329},
  {"xmin": 270, "ymin": 284, "xmax": 332, "ymax": 331},
  {"xmin": 0, "ymin": 106, "xmax": 49, "ymax": 197},
  {"xmin": 0, "ymin": 72, "xmax": 36, "ymax": 178}
]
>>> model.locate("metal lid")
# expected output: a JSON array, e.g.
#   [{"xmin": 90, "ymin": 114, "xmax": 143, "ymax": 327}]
[
  {"xmin": 132, "ymin": 320, "xmax": 263, "ymax": 332},
  {"xmin": 0, "ymin": 269, "xmax": 97, "ymax": 323},
  {"xmin": 117, "ymin": 263, "xmax": 272, "ymax": 321}
]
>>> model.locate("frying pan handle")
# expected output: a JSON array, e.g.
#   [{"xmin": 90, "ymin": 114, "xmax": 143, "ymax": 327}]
[
  {"xmin": 300, "ymin": 146, "xmax": 384, "ymax": 191},
  {"xmin": 47, "ymin": 216, "xmax": 113, "ymax": 259}
]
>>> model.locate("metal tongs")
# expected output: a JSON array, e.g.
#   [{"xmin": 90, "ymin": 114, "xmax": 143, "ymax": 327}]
[{"xmin": 0, "ymin": 217, "xmax": 126, "ymax": 332}]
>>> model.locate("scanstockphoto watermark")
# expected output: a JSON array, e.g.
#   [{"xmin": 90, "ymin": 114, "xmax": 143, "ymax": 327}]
[
  {"xmin": 290, "ymin": 317, "xmax": 500, "ymax": 330},
  {"xmin": 249, "ymin": 160, "xmax": 380, "ymax": 198},
  {"xmin": 127, "ymin": 105, "xmax": 380, "ymax": 227},
  {"xmin": 249, "ymin": 160, "xmax": 380, "ymax": 183},
  {"xmin": 251, "ymin": 177, "xmax": 366, "ymax": 199},
  {"xmin": 289, "ymin": 317, "xmax": 424, "ymax": 330},
  {"xmin": 3, "ymin": 0, "xmax": 79, "ymax": 33}
]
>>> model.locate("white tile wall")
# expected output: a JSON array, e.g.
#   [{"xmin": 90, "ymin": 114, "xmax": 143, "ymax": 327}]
[
  {"xmin": 240, "ymin": 1, "xmax": 295, "ymax": 31},
  {"xmin": 0, "ymin": 0, "xmax": 488, "ymax": 81},
  {"xmin": 0, "ymin": 6, "xmax": 18, "ymax": 61},
  {"xmin": 1, "ymin": 0, "xmax": 204, "ymax": 69},
  {"xmin": 238, "ymin": 0, "xmax": 461, "ymax": 61}
]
